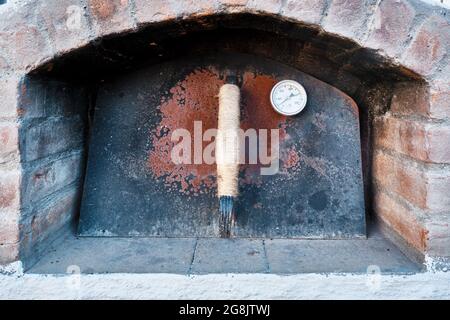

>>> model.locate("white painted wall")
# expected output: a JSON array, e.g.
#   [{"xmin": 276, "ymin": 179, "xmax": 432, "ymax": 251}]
[{"xmin": 0, "ymin": 271, "xmax": 449, "ymax": 299}]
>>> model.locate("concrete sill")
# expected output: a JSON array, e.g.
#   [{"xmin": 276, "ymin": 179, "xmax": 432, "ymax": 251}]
[{"xmin": 28, "ymin": 227, "xmax": 421, "ymax": 275}]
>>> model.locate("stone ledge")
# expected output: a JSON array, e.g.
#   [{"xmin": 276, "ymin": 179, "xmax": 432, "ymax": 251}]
[{"xmin": 28, "ymin": 225, "xmax": 420, "ymax": 275}]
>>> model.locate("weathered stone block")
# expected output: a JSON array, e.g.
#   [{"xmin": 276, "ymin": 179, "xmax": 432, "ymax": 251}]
[
  {"xmin": 0, "ymin": 3, "xmax": 53, "ymax": 71},
  {"xmin": 133, "ymin": 0, "xmax": 180, "ymax": 24},
  {"xmin": 426, "ymin": 171, "xmax": 450, "ymax": 212},
  {"xmin": 425, "ymin": 218, "xmax": 450, "ymax": 257},
  {"xmin": 280, "ymin": 0, "xmax": 327, "ymax": 25},
  {"xmin": 0, "ymin": 75, "xmax": 21, "ymax": 119},
  {"xmin": 0, "ymin": 122, "xmax": 19, "ymax": 164},
  {"xmin": 429, "ymin": 85, "xmax": 450, "ymax": 119},
  {"xmin": 88, "ymin": 0, "xmax": 136, "ymax": 37},
  {"xmin": 373, "ymin": 151, "xmax": 427, "ymax": 209},
  {"xmin": 373, "ymin": 189, "xmax": 427, "ymax": 252},
  {"xmin": 365, "ymin": 0, "xmax": 416, "ymax": 58},
  {"xmin": 246, "ymin": 0, "xmax": 283, "ymax": 14},
  {"xmin": 373, "ymin": 151, "xmax": 450, "ymax": 211},
  {"xmin": 0, "ymin": 210, "xmax": 19, "ymax": 244},
  {"xmin": 374, "ymin": 115, "xmax": 450, "ymax": 164},
  {"xmin": 0, "ymin": 169, "xmax": 20, "ymax": 211},
  {"xmin": 425, "ymin": 126, "xmax": 450, "ymax": 164},
  {"xmin": 134, "ymin": 0, "xmax": 217, "ymax": 25},
  {"xmin": 0, "ymin": 243, "xmax": 19, "ymax": 264},
  {"xmin": 323, "ymin": 0, "xmax": 378, "ymax": 42},
  {"xmin": 219, "ymin": 0, "xmax": 247, "ymax": 6},
  {"xmin": 390, "ymin": 82, "xmax": 430, "ymax": 116},
  {"xmin": 37, "ymin": 0, "xmax": 91, "ymax": 56},
  {"xmin": 402, "ymin": 14, "xmax": 450, "ymax": 77}
]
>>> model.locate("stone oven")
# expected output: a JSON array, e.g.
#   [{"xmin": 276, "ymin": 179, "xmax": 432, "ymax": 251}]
[{"xmin": 0, "ymin": 0, "xmax": 449, "ymax": 274}]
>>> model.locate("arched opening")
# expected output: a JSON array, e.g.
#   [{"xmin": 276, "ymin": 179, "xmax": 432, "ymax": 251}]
[{"xmin": 19, "ymin": 12, "xmax": 426, "ymax": 268}]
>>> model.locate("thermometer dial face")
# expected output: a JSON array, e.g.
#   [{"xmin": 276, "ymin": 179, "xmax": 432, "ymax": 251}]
[{"xmin": 270, "ymin": 80, "xmax": 307, "ymax": 116}]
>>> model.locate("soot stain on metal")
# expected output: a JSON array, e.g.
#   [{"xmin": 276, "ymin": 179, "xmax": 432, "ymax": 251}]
[
  {"xmin": 79, "ymin": 52, "xmax": 366, "ymax": 238},
  {"xmin": 308, "ymin": 190, "xmax": 328, "ymax": 211}
]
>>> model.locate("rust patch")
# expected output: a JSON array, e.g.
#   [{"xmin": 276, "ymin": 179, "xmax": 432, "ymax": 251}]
[
  {"xmin": 147, "ymin": 68, "xmax": 223, "ymax": 195},
  {"xmin": 348, "ymin": 99, "xmax": 359, "ymax": 116},
  {"xmin": 147, "ymin": 68, "xmax": 300, "ymax": 195},
  {"xmin": 89, "ymin": 0, "xmax": 119, "ymax": 20},
  {"xmin": 283, "ymin": 147, "xmax": 300, "ymax": 170},
  {"xmin": 240, "ymin": 72, "xmax": 292, "ymax": 185},
  {"xmin": 240, "ymin": 72, "xmax": 288, "ymax": 139}
]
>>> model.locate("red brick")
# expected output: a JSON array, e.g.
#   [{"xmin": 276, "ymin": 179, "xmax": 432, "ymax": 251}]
[
  {"xmin": 390, "ymin": 82, "xmax": 430, "ymax": 116},
  {"xmin": 374, "ymin": 115, "xmax": 450, "ymax": 164},
  {"xmin": 432, "ymin": 55, "xmax": 450, "ymax": 84},
  {"xmin": 0, "ymin": 169, "xmax": 21, "ymax": 211},
  {"xmin": 37, "ymin": 0, "xmax": 91, "ymax": 56},
  {"xmin": 365, "ymin": 0, "xmax": 416, "ymax": 57},
  {"xmin": 0, "ymin": 243, "xmax": 19, "ymax": 264},
  {"xmin": 0, "ymin": 75, "xmax": 21, "ymax": 119},
  {"xmin": 373, "ymin": 151, "xmax": 450, "ymax": 211},
  {"xmin": 219, "ymin": 0, "xmax": 248, "ymax": 7},
  {"xmin": 373, "ymin": 189, "xmax": 428, "ymax": 252},
  {"xmin": 426, "ymin": 171, "xmax": 450, "ymax": 212},
  {"xmin": 134, "ymin": 0, "xmax": 217, "ymax": 25},
  {"xmin": 426, "ymin": 126, "xmax": 450, "ymax": 164},
  {"xmin": 134, "ymin": 0, "xmax": 177, "ymax": 24},
  {"xmin": 0, "ymin": 211, "xmax": 19, "ymax": 244},
  {"xmin": 429, "ymin": 86, "xmax": 450, "ymax": 119},
  {"xmin": 425, "ymin": 219, "xmax": 450, "ymax": 257},
  {"xmin": 0, "ymin": 122, "xmax": 19, "ymax": 164},
  {"xmin": 0, "ymin": 49, "xmax": 8, "ymax": 71},
  {"xmin": 323, "ymin": 0, "xmax": 377, "ymax": 41},
  {"xmin": 403, "ymin": 15, "xmax": 450, "ymax": 77},
  {"xmin": 247, "ymin": 0, "xmax": 283, "ymax": 14},
  {"xmin": 373, "ymin": 151, "xmax": 427, "ymax": 208},
  {"xmin": 88, "ymin": 0, "xmax": 136, "ymax": 37},
  {"xmin": 374, "ymin": 116, "xmax": 426, "ymax": 157},
  {"xmin": 427, "ymin": 238, "xmax": 450, "ymax": 257},
  {"xmin": 280, "ymin": 0, "xmax": 327, "ymax": 25},
  {"xmin": 0, "ymin": 4, "xmax": 52, "ymax": 71}
]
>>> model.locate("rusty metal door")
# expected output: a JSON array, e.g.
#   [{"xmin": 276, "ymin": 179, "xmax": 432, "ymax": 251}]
[{"xmin": 78, "ymin": 52, "xmax": 366, "ymax": 238}]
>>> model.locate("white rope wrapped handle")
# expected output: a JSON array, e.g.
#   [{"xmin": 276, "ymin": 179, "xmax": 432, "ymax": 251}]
[{"xmin": 216, "ymin": 84, "xmax": 240, "ymax": 197}]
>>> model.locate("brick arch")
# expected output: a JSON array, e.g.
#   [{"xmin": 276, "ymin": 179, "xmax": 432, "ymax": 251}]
[
  {"xmin": 0, "ymin": 0, "xmax": 446, "ymax": 77},
  {"xmin": 0, "ymin": 0, "xmax": 449, "ymax": 268}
]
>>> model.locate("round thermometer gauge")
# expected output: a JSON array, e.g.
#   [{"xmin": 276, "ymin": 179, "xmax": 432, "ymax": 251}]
[{"xmin": 270, "ymin": 80, "xmax": 307, "ymax": 116}]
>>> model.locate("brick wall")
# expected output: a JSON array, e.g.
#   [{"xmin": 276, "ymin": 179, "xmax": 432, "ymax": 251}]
[
  {"xmin": 0, "ymin": 0, "xmax": 449, "ymax": 267},
  {"xmin": 1, "ymin": 75, "xmax": 88, "ymax": 267},
  {"xmin": 373, "ymin": 80, "xmax": 450, "ymax": 257}
]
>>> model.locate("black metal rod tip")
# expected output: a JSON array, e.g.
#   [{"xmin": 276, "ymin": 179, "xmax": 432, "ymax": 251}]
[{"xmin": 219, "ymin": 196, "xmax": 235, "ymax": 238}]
